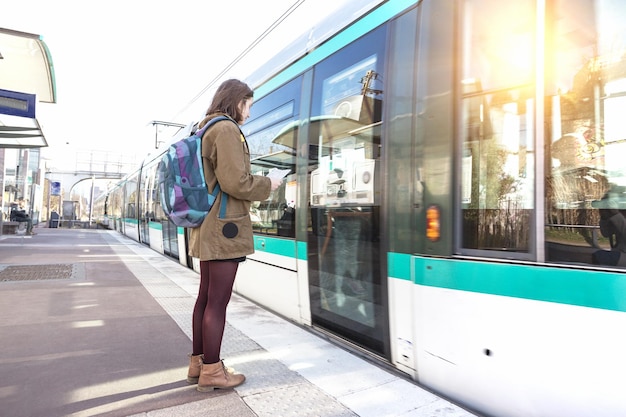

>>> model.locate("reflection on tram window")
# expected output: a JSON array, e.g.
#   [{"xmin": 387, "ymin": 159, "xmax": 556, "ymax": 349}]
[
  {"xmin": 545, "ymin": 0, "xmax": 626, "ymax": 265},
  {"xmin": 460, "ymin": 0, "xmax": 535, "ymax": 254},
  {"xmin": 244, "ymin": 77, "xmax": 301, "ymax": 237},
  {"xmin": 314, "ymin": 209, "xmax": 379, "ymax": 328},
  {"xmin": 139, "ymin": 162, "xmax": 157, "ymax": 246},
  {"xmin": 125, "ymin": 177, "xmax": 138, "ymax": 220},
  {"xmin": 307, "ymin": 24, "xmax": 386, "ymax": 352}
]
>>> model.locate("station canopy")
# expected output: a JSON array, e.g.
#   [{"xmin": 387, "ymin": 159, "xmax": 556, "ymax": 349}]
[{"xmin": 0, "ymin": 28, "xmax": 56, "ymax": 148}]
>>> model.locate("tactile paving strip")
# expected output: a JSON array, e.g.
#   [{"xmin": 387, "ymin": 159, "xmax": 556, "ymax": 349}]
[
  {"xmin": 243, "ymin": 383, "xmax": 358, "ymax": 417},
  {"xmin": 0, "ymin": 264, "xmax": 79, "ymax": 281}
]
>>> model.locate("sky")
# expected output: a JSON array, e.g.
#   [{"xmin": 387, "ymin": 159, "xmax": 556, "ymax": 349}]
[{"xmin": 2, "ymin": 0, "xmax": 352, "ymax": 171}]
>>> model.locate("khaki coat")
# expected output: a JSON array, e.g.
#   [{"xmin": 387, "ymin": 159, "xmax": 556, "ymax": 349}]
[{"xmin": 188, "ymin": 113, "xmax": 271, "ymax": 260}]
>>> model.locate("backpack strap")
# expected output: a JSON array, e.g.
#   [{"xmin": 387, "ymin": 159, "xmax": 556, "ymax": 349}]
[
  {"xmin": 201, "ymin": 115, "xmax": 237, "ymax": 219},
  {"xmin": 209, "ymin": 183, "xmax": 228, "ymax": 219},
  {"xmin": 219, "ymin": 192, "xmax": 228, "ymax": 219},
  {"xmin": 196, "ymin": 115, "xmax": 230, "ymax": 136}
]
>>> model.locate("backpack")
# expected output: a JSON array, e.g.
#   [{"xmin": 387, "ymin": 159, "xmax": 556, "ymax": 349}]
[{"xmin": 157, "ymin": 115, "xmax": 233, "ymax": 227}]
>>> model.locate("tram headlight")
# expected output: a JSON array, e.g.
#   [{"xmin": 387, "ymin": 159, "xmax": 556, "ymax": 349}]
[{"xmin": 426, "ymin": 205, "xmax": 441, "ymax": 242}]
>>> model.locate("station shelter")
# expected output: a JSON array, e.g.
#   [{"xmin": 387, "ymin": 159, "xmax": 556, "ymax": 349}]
[{"xmin": 0, "ymin": 28, "xmax": 56, "ymax": 232}]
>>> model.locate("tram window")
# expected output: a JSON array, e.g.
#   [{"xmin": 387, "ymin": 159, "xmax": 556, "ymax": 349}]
[
  {"xmin": 109, "ymin": 186, "xmax": 122, "ymax": 220},
  {"xmin": 153, "ymin": 165, "xmax": 167, "ymax": 221},
  {"xmin": 140, "ymin": 162, "xmax": 158, "ymax": 246},
  {"xmin": 460, "ymin": 0, "xmax": 535, "ymax": 254},
  {"xmin": 307, "ymin": 25, "xmax": 386, "ymax": 348},
  {"xmin": 124, "ymin": 176, "xmax": 138, "ymax": 219},
  {"xmin": 142, "ymin": 163, "xmax": 158, "ymax": 222},
  {"xmin": 245, "ymin": 77, "xmax": 301, "ymax": 237},
  {"xmin": 545, "ymin": 0, "xmax": 626, "ymax": 266}
]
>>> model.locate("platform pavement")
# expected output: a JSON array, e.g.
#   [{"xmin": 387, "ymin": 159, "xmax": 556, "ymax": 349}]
[{"xmin": 0, "ymin": 227, "xmax": 480, "ymax": 417}]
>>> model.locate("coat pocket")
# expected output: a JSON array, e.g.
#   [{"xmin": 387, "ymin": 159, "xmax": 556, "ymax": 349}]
[{"xmin": 213, "ymin": 213, "xmax": 253, "ymax": 255}]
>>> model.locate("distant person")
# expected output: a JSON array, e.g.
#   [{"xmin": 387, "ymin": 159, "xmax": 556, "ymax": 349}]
[
  {"xmin": 186, "ymin": 79, "xmax": 282, "ymax": 392},
  {"xmin": 10, "ymin": 205, "xmax": 35, "ymax": 235},
  {"xmin": 593, "ymin": 187, "xmax": 626, "ymax": 266}
]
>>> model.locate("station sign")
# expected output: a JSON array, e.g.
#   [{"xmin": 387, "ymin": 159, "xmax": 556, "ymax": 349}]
[
  {"xmin": 50, "ymin": 181, "xmax": 61, "ymax": 196},
  {"xmin": 0, "ymin": 89, "xmax": 36, "ymax": 118}
]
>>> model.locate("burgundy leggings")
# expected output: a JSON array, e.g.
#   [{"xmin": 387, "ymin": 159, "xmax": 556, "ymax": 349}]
[{"xmin": 192, "ymin": 260, "xmax": 239, "ymax": 363}]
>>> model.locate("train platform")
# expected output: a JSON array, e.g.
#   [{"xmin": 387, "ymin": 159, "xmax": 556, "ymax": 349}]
[{"xmin": 0, "ymin": 227, "xmax": 479, "ymax": 417}]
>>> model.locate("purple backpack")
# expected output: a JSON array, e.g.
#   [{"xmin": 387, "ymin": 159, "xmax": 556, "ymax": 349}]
[{"xmin": 157, "ymin": 116, "xmax": 232, "ymax": 227}]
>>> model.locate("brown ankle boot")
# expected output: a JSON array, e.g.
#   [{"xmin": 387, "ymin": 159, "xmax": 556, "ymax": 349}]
[
  {"xmin": 197, "ymin": 360, "xmax": 245, "ymax": 392},
  {"xmin": 187, "ymin": 354, "xmax": 203, "ymax": 384}
]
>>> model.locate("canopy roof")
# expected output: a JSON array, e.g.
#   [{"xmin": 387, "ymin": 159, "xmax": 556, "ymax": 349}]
[
  {"xmin": 0, "ymin": 28, "xmax": 56, "ymax": 148},
  {"xmin": 0, "ymin": 114, "xmax": 47, "ymax": 148}
]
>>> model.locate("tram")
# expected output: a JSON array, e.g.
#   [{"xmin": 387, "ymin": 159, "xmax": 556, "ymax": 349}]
[{"xmin": 93, "ymin": 0, "xmax": 626, "ymax": 415}]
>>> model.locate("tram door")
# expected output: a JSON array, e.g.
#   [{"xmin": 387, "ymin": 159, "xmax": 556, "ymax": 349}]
[{"xmin": 307, "ymin": 26, "xmax": 389, "ymax": 357}]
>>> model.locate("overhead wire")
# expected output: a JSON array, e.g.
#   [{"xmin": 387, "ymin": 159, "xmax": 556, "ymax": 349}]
[{"xmin": 173, "ymin": 0, "xmax": 306, "ymax": 121}]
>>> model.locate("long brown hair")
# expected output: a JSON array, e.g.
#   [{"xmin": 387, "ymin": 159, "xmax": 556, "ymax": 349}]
[{"xmin": 205, "ymin": 79, "xmax": 253, "ymax": 121}]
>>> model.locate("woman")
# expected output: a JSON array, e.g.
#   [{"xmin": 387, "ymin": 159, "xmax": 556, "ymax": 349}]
[{"xmin": 186, "ymin": 79, "xmax": 282, "ymax": 392}]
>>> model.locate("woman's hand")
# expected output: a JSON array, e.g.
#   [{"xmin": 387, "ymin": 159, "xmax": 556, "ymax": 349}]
[{"xmin": 270, "ymin": 176, "xmax": 283, "ymax": 191}]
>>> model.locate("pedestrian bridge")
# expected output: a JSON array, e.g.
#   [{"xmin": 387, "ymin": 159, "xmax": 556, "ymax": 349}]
[
  {"xmin": 46, "ymin": 170, "xmax": 126, "ymax": 201},
  {"xmin": 46, "ymin": 149, "xmax": 140, "ymax": 200}
]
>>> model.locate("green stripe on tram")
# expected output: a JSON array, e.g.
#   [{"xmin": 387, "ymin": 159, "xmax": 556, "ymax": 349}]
[
  {"xmin": 296, "ymin": 241, "xmax": 307, "ymax": 260},
  {"xmin": 388, "ymin": 252, "xmax": 626, "ymax": 313},
  {"xmin": 253, "ymin": 235, "xmax": 296, "ymax": 258},
  {"xmin": 149, "ymin": 221, "xmax": 162, "ymax": 231}
]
